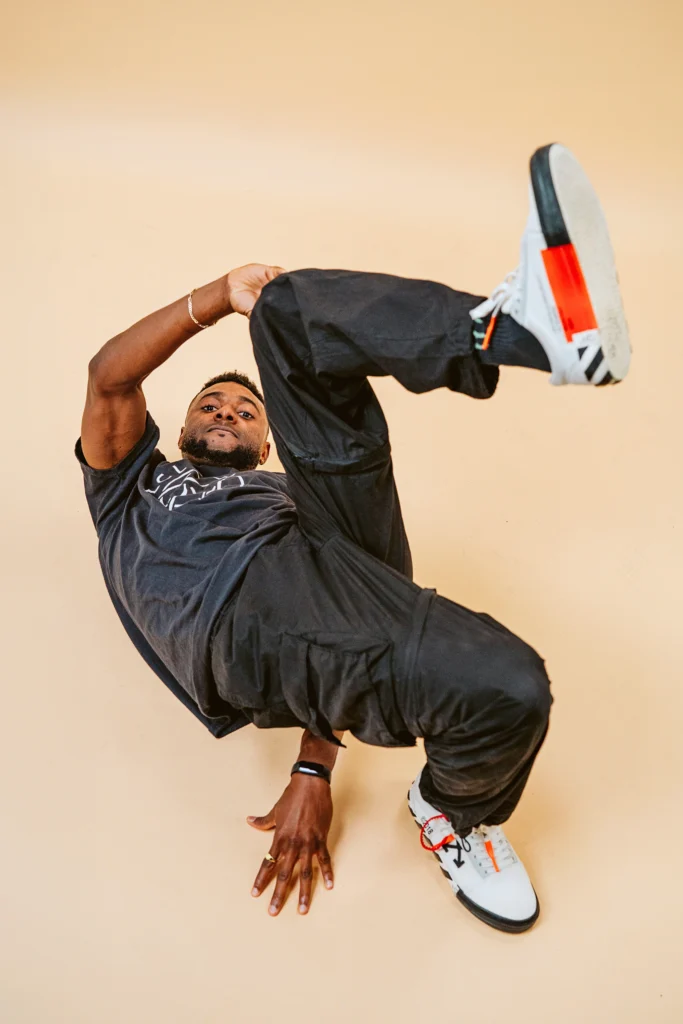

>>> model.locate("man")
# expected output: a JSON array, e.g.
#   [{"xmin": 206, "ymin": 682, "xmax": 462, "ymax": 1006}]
[{"xmin": 76, "ymin": 144, "xmax": 630, "ymax": 933}]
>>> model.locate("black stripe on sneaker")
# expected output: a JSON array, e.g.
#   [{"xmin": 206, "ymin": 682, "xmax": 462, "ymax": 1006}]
[
  {"xmin": 585, "ymin": 351, "xmax": 605, "ymax": 381},
  {"xmin": 530, "ymin": 145, "xmax": 571, "ymax": 248}
]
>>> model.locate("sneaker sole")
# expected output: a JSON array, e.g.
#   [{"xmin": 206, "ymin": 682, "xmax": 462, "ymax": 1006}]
[
  {"xmin": 530, "ymin": 143, "xmax": 631, "ymax": 384},
  {"xmin": 406, "ymin": 791, "xmax": 540, "ymax": 935}
]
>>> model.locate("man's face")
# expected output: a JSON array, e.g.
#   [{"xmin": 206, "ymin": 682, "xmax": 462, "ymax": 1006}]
[{"xmin": 178, "ymin": 383, "xmax": 270, "ymax": 470}]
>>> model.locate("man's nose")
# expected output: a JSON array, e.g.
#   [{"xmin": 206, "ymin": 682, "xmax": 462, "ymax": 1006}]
[{"xmin": 215, "ymin": 408, "xmax": 236, "ymax": 422}]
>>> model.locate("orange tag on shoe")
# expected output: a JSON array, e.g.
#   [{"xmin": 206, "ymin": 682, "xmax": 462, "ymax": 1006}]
[{"xmin": 541, "ymin": 243, "xmax": 598, "ymax": 343}]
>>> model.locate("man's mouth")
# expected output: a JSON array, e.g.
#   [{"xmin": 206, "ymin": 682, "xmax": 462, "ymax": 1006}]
[{"xmin": 207, "ymin": 426, "xmax": 237, "ymax": 438}]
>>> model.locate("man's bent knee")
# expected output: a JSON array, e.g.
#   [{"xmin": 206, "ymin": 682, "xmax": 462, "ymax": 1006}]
[{"xmin": 494, "ymin": 642, "xmax": 553, "ymax": 740}]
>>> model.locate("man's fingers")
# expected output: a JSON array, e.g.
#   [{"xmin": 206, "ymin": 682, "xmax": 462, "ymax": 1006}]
[
  {"xmin": 247, "ymin": 811, "xmax": 276, "ymax": 831},
  {"xmin": 268, "ymin": 846, "xmax": 299, "ymax": 917},
  {"xmin": 251, "ymin": 846, "xmax": 279, "ymax": 897},
  {"xmin": 297, "ymin": 848, "xmax": 314, "ymax": 915},
  {"xmin": 317, "ymin": 843, "xmax": 334, "ymax": 890}
]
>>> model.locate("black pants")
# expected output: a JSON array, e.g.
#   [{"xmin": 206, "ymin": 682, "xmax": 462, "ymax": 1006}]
[{"xmin": 210, "ymin": 269, "xmax": 553, "ymax": 836}]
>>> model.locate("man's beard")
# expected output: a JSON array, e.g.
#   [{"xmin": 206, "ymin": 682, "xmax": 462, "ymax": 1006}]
[{"xmin": 180, "ymin": 431, "xmax": 262, "ymax": 471}]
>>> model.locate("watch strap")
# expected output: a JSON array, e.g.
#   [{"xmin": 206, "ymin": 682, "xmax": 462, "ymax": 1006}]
[{"xmin": 290, "ymin": 760, "xmax": 332, "ymax": 784}]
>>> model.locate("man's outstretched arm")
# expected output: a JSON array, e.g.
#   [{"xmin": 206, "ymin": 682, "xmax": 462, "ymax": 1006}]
[{"xmin": 81, "ymin": 264, "xmax": 283, "ymax": 470}]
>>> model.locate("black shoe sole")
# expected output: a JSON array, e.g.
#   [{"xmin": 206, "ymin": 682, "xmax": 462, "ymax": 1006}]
[
  {"xmin": 530, "ymin": 143, "xmax": 572, "ymax": 248},
  {"xmin": 527, "ymin": 142, "xmax": 630, "ymax": 384}
]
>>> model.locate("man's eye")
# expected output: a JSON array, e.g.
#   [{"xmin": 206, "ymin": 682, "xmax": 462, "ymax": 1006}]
[
  {"xmin": 201, "ymin": 405, "xmax": 215, "ymax": 411},
  {"xmin": 239, "ymin": 411, "xmax": 253, "ymax": 419}
]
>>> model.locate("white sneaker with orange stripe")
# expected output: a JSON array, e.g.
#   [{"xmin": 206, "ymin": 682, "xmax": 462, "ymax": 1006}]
[
  {"xmin": 470, "ymin": 143, "xmax": 631, "ymax": 387},
  {"xmin": 408, "ymin": 771, "xmax": 539, "ymax": 933}
]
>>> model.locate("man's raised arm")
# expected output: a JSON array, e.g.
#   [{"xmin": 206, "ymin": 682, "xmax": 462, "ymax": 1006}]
[
  {"xmin": 87, "ymin": 274, "xmax": 233, "ymax": 391},
  {"xmin": 81, "ymin": 264, "xmax": 283, "ymax": 470}
]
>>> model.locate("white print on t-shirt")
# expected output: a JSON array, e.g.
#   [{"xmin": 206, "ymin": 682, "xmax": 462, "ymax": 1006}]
[{"xmin": 144, "ymin": 463, "xmax": 245, "ymax": 510}]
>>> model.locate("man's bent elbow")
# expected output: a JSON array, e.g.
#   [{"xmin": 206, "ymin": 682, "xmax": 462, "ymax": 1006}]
[{"xmin": 87, "ymin": 356, "xmax": 143, "ymax": 396}]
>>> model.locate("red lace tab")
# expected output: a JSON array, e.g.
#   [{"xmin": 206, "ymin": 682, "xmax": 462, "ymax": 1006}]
[{"xmin": 420, "ymin": 814, "xmax": 455, "ymax": 852}]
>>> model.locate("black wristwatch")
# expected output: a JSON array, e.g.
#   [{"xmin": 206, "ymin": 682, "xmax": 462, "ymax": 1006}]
[{"xmin": 291, "ymin": 760, "xmax": 332, "ymax": 784}]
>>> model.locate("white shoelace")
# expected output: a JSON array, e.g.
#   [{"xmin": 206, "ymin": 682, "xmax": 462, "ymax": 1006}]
[
  {"xmin": 469, "ymin": 270, "xmax": 519, "ymax": 322},
  {"xmin": 466, "ymin": 826, "xmax": 517, "ymax": 877}
]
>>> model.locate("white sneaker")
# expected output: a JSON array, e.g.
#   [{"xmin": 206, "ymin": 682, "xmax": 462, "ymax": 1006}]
[
  {"xmin": 470, "ymin": 143, "xmax": 631, "ymax": 386},
  {"xmin": 408, "ymin": 770, "xmax": 539, "ymax": 933}
]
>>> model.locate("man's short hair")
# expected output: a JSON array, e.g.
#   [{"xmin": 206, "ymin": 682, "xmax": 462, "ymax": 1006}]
[{"xmin": 188, "ymin": 371, "xmax": 265, "ymax": 414}]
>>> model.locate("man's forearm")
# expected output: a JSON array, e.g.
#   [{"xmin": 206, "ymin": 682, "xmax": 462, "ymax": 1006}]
[
  {"xmin": 298, "ymin": 730, "xmax": 345, "ymax": 772},
  {"xmin": 88, "ymin": 275, "xmax": 232, "ymax": 389}
]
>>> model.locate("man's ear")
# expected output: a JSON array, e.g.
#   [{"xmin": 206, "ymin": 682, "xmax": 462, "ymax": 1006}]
[
  {"xmin": 178, "ymin": 426, "xmax": 184, "ymax": 446},
  {"xmin": 259, "ymin": 441, "xmax": 271, "ymax": 466}
]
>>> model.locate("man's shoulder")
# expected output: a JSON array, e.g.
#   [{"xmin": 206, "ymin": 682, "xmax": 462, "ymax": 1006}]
[
  {"xmin": 75, "ymin": 411, "xmax": 165, "ymax": 530},
  {"xmin": 246, "ymin": 468, "xmax": 289, "ymax": 487}
]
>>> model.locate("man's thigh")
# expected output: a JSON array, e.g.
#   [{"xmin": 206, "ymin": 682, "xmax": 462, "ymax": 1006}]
[
  {"xmin": 276, "ymin": 440, "xmax": 413, "ymax": 577},
  {"xmin": 249, "ymin": 271, "xmax": 412, "ymax": 576}
]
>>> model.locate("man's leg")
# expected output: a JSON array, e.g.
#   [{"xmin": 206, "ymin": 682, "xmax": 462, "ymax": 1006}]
[
  {"xmin": 402, "ymin": 593, "xmax": 551, "ymax": 932},
  {"xmin": 250, "ymin": 266, "xmax": 498, "ymax": 563},
  {"xmin": 249, "ymin": 138, "xmax": 632, "ymax": 558},
  {"xmin": 408, "ymin": 596, "xmax": 552, "ymax": 830}
]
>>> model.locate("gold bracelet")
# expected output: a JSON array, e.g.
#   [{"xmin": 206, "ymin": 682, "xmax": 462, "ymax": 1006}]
[{"xmin": 187, "ymin": 289, "xmax": 213, "ymax": 329}]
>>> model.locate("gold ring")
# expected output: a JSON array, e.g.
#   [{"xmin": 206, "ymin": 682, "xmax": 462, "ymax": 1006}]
[{"xmin": 264, "ymin": 853, "xmax": 276, "ymax": 863}]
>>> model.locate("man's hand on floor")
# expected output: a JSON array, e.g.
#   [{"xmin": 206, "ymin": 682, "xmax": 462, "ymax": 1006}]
[{"xmin": 247, "ymin": 773, "xmax": 334, "ymax": 916}]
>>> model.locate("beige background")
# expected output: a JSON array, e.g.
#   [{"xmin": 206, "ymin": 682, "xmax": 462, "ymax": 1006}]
[{"xmin": 2, "ymin": 1, "xmax": 682, "ymax": 1021}]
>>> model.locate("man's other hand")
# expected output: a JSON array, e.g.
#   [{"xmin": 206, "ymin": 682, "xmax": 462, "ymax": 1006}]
[
  {"xmin": 247, "ymin": 773, "xmax": 334, "ymax": 916},
  {"xmin": 227, "ymin": 264, "xmax": 286, "ymax": 319}
]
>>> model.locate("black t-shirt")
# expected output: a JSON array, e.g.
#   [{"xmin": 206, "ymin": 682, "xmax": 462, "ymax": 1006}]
[{"xmin": 75, "ymin": 411, "xmax": 298, "ymax": 736}]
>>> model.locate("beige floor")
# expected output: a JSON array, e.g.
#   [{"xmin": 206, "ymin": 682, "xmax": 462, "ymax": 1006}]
[{"xmin": 2, "ymin": 2, "xmax": 682, "ymax": 1021}]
